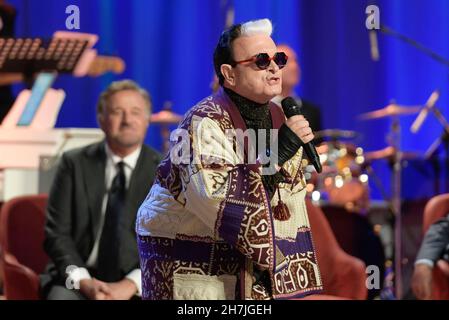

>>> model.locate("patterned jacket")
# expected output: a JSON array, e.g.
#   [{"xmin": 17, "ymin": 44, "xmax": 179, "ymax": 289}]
[{"xmin": 136, "ymin": 88, "xmax": 323, "ymax": 299}]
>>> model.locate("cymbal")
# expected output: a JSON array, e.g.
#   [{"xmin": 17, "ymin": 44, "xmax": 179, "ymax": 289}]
[
  {"xmin": 150, "ymin": 109, "xmax": 183, "ymax": 124},
  {"xmin": 358, "ymin": 104, "xmax": 421, "ymax": 120},
  {"xmin": 315, "ymin": 129, "xmax": 358, "ymax": 139},
  {"xmin": 365, "ymin": 146, "xmax": 421, "ymax": 161}
]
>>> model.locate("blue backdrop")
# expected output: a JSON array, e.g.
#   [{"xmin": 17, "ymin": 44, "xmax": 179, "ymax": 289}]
[{"xmin": 7, "ymin": 0, "xmax": 449, "ymax": 200}]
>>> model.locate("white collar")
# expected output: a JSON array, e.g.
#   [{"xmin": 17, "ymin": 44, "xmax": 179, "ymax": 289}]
[
  {"xmin": 104, "ymin": 143, "xmax": 142, "ymax": 170},
  {"xmin": 271, "ymin": 95, "xmax": 283, "ymax": 106}
]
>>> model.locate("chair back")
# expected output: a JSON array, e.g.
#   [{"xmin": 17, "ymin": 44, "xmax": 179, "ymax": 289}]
[{"xmin": 0, "ymin": 194, "xmax": 49, "ymax": 274}]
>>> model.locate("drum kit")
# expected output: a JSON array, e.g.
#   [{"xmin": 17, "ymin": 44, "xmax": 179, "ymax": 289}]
[
  {"xmin": 306, "ymin": 101, "xmax": 429, "ymax": 299},
  {"xmin": 304, "ymin": 102, "xmax": 424, "ymax": 212}
]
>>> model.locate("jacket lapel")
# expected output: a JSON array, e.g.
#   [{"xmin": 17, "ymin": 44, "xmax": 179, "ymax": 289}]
[
  {"xmin": 269, "ymin": 102, "xmax": 286, "ymax": 129},
  {"xmin": 124, "ymin": 146, "xmax": 160, "ymax": 229},
  {"xmin": 82, "ymin": 142, "xmax": 107, "ymax": 238}
]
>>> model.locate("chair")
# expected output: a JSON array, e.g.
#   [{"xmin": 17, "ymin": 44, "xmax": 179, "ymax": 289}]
[
  {"xmin": 0, "ymin": 201, "xmax": 3, "ymax": 294},
  {"xmin": 304, "ymin": 199, "xmax": 368, "ymax": 300},
  {"xmin": 0, "ymin": 194, "xmax": 49, "ymax": 300},
  {"xmin": 422, "ymin": 193, "xmax": 449, "ymax": 300}
]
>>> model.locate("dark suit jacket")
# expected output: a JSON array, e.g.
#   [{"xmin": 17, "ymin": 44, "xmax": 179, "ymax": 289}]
[
  {"xmin": 42, "ymin": 141, "xmax": 161, "ymax": 285},
  {"xmin": 416, "ymin": 214, "xmax": 449, "ymax": 263}
]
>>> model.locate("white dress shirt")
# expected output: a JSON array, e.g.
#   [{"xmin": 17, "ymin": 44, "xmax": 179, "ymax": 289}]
[{"xmin": 69, "ymin": 144, "xmax": 142, "ymax": 295}]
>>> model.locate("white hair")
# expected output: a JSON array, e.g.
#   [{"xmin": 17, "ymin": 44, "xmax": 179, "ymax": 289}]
[{"xmin": 240, "ymin": 18, "xmax": 273, "ymax": 37}]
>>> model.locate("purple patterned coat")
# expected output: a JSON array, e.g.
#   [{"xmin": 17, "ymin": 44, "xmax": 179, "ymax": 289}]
[{"xmin": 136, "ymin": 88, "xmax": 323, "ymax": 300}]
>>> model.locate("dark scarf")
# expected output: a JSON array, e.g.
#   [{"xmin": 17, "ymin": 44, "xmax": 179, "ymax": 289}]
[
  {"xmin": 224, "ymin": 87, "xmax": 271, "ymax": 151},
  {"xmin": 224, "ymin": 88, "xmax": 284, "ymax": 199}
]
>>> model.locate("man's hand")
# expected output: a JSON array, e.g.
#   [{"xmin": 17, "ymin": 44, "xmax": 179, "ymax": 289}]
[
  {"xmin": 286, "ymin": 115, "xmax": 314, "ymax": 144},
  {"xmin": 105, "ymin": 279, "xmax": 138, "ymax": 300},
  {"xmin": 79, "ymin": 278, "xmax": 111, "ymax": 300},
  {"xmin": 411, "ymin": 264, "xmax": 433, "ymax": 300}
]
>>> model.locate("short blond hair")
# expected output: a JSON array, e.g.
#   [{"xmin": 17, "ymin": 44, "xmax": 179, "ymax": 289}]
[{"xmin": 96, "ymin": 79, "xmax": 152, "ymax": 116}]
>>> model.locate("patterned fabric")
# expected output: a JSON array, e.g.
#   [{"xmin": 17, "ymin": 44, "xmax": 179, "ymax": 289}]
[
  {"xmin": 224, "ymin": 87, "xmax": 287, "ymax": 200},
  {"xmin": 136, "ymin": 88, "xmax": 323, "ymax": 300}
]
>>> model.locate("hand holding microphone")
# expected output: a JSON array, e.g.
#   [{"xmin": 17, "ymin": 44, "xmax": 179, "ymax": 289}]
[
  {"xmin": 285, "ymin": 115, "xmax": 314, "ymax": 144},
  {"xmin": 275, "ymin": 97, "xmax": 322, "ymax": 173}
]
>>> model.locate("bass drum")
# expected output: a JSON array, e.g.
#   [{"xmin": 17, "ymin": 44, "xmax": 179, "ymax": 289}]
[{"xmin": 306, "ymin": 141, "xmax": 370, "ymax": 212}]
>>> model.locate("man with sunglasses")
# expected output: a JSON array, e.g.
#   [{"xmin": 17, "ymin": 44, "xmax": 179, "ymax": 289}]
[{"xmin": 137, "ymin": 18, "xmax": 322, "ymax": 300}]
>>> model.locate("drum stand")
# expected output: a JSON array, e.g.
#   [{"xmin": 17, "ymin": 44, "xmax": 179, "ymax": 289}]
[{"xmin": 390, "ymin": 116, "xmax": 403, "ymax": 299}]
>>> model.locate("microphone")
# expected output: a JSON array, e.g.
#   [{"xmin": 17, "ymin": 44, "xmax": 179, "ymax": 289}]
[
  {"xmin": 369, "ymin": 30, "xmax": 380, "ymax": 61},
  {"xmin": 411, "ymin": 90, "xmax": 440, "ymax": 133},
  {"xmin": 281, "ymin": 97, "xmax": 322, "ymax": 173}
]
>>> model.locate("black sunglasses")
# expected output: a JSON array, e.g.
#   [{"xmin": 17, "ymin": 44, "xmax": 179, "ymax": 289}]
[{"xmin": 233, "ymin": 52, "xmax": 288, "ymax": 70}]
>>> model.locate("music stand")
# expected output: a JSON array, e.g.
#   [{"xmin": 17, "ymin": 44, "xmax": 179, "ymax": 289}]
[
  {"xmin": 0, "ymin": 31, "xmax": 98, "ymax": 77},
  {"xmin": 0, "ymin": 32, "xmax": 99, "ymax": 129}
]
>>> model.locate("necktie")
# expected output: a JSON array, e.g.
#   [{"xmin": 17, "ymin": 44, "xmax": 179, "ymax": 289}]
[{"xmin": 97, "ymin": 161, "xmax": 126, "ymax": 282}]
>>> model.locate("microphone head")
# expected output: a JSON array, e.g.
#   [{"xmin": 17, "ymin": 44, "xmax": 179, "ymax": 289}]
[{"xmin": 281, "ymin": 96, "xmax": 302, "ymax": 118}]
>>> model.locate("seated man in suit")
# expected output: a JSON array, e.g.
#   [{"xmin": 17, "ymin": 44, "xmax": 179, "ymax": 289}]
[
  {"xmin": 411, "ymin": 213, "xmax": 449, "ymax": 300},
  {"xmin": 272, "ymin": 44, "xmax": 322, "ymax": 138},
  {"xmin": 41, "ymin": 80, "xmax": 162, "ymax": 300}
]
